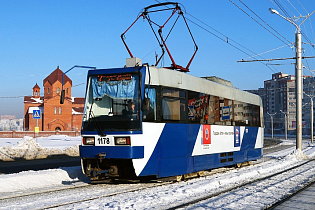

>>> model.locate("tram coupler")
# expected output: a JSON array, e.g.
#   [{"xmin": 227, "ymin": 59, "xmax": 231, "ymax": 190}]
[{"xmin": 98, "ymin": 152, "xmax": 106, "ymax": 159}]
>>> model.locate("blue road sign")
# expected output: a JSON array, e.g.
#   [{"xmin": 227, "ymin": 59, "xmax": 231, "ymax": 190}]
[
  {"xmin": 222, "ymin": 106, "xmax": 230, "ymax": 120},
  {"xmin": 33, "ymin": 110, "xmax": 41, "ymax": 119}
]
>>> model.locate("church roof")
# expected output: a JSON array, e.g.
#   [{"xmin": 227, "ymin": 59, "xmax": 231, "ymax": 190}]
[
  {"xmin": 33, "ymin": 83, "xmax": 40, "ymax": 89},
  {"xmin": 43, "ymin": 66, "xmax": 72, "ymax": 86},
  {"xmin": 24, "ymin": 96, "xmax": 44, "ymax": 104},
  {"xmin": 72, "ymin": 107, "xmax": 84, "ymax": 115},
  {"xmin": 72, "ymin": 97, "xmax": 85, "ymax": 104}
]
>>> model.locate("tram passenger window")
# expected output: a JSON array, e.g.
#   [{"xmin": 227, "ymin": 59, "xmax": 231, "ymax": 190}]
[
  {"xmin": 162, "ymin": 89, "xmax": 185, "ymax": 98},
  {"xmin": 162, "ymin": 88, "xmax": 187, "ymax": 122},
  {"xmin": 188, "ymin": 92, "xmax": 214, "ymax": 125},
  {"xmin": 234, "ymin": 102, "xmax": 261, "ymax": 127},
  {"xmin": 188, "ymin": 95, "xmax": 209, "ymax": 123},
  {"xmin": 143, "ymin": 87, "xmax": 157, "ymax": 122},
  {"xmin": 162, "ymin": 98, "xmax": 187, "ymax": 121}
]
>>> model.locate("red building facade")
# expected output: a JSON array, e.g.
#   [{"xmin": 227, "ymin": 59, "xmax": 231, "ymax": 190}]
[{"xmin": 24, "ymin": 67, "xmax": 84, "ymax": 131}]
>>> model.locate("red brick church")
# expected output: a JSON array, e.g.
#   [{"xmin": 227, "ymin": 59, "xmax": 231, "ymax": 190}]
[{"xmin": 24, "ymin": 67, "xmax": 85, "ymax": 131}]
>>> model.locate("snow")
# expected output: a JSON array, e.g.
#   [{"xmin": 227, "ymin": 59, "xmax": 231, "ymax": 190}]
[
  {"xmin": 0, "ymin": 135, "xmax": 81, "ymax": 161},
  {"xmin": 0, "ymin": 136, "xmax": 314, "ymax": 209},
  {"xmin": 0, "ymin": 166, "xmax": 84, "ymax": 194}
]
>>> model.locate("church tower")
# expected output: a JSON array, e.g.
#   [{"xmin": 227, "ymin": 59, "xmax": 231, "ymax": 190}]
[{"xmin": 32, "ymin": 83, "xmax": 40, "ymax": 98}]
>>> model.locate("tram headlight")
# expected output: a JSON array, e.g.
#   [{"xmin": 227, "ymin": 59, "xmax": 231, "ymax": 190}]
[
  {"xmin": 114, "ymin": 137, "xmax": 130, "ymax": 145},
  {"xmin": 83, "ymin": 137, "xmax": 95, "ymax": 145}
]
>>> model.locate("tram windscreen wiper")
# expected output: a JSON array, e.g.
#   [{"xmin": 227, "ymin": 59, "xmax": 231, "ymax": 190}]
[{"xmin": 87, "ymin": 99, "xmax": 107, "ymax": 137}]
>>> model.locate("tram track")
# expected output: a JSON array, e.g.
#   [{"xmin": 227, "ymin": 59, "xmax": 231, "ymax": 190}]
[
  {"xmin": 266, "ymin": 177, "xmax": 315, "ymax": 209},
  {"xmin": 0, "ymin": 179, "xmax": 171, "ymax": 210},
  {"xmin": 1, "ymin": 143, "xmax": 312, "ymax": 209},
  {"xmin": 166, "ymin": 158, "xmax": 315, "ymax": 209},
  {"xmin": 40, "ymin": 181, "xmax": 170, "ymax": 209},
  {"xmin": 0, "ymin": 163, "xmax": 256, "ymax": 209},
  {"xmin": 0, "ymin": 182, "xmax": 90, "ymax": 201},
  {"xmin": 36, "ymin": 167, "xmax": 244, "ymax": 209}
]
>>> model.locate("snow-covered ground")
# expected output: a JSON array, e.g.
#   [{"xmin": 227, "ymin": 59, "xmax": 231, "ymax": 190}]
[
  {"xmin": 0, "ymin": 135, "xmax": 81, "ymax": 161},
  {"xmin": 0, "ymin": 136, "xmax": 314, "ymax": 209}
]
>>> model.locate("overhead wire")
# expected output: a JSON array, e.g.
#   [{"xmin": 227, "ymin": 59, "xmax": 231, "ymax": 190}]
[
  {"xmin": 237, "ymin": 0, "xmax": 292, "ymax": 47},
  {"xmin": 273, "ymin": 0, "xmax": 291, "ymax": 17},
  {"xmin": 155, "ymin": 0, "xmax": 278, "ymax": 73},
  {"xmin": 154, "ymin": 0, "xmax": 315, "ymax": 75},
  {"xmin": 244, "ymin": 43, "xmax": 293, "ymax": 60},
  {"xmin": 270, "ymin": 0, "xmax": 315, "ymax": 78},
  {"xmin": 0, "ymin": 81, "xmax": 86, "ymax": 99},
  {"xmin": 272, "ymin": 0, "xmax": 315, "ymax": 50},
  {"xmin": 184, "ymin": 12, "xmax": 276, "ymax": 73},
  {"xmin": 231, "ymin": 0, "xmax": 314, "ymax": 75},
  {"xmin": 0, "ymin": 96, "xmax": 25, "ymax": 99},
  {"xmin": 286, "ymin": 0, "xmax": 301, "ymax": 16}
]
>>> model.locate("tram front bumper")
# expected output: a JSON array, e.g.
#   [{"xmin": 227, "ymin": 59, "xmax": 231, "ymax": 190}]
[{"xmin": 79, "ymin": 145, "xmax": 144, "ymax": 159}]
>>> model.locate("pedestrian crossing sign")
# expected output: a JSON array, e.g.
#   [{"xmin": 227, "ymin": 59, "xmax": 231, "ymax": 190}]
[{"xmin": 33, "ymin": 110, "xmax": 41, "ymax": 119}]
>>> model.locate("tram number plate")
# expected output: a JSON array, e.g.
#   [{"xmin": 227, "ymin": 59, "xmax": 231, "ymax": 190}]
[{"xmin": 96, "ymin": 136, "xmax": 113, "ymax": 146}]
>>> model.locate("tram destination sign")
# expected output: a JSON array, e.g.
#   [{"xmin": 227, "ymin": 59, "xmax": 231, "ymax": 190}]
[{"xmin": 98, "ymin": 74, "xmax": 132, "ymax": 81}]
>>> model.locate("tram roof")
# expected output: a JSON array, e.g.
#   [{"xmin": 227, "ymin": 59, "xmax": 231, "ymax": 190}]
[{"xmin": 145, "ymin": 66, "xmax": 262, "ymax": 106}]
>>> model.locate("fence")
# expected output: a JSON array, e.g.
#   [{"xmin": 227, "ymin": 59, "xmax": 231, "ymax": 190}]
[{"xmin": 0, "ymin": 130, "xmax": 81, "ymax": 138}]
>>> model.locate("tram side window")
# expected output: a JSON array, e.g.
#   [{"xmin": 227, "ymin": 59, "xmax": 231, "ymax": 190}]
[
  {"xmin": 162, "ymin": 88, "xmax": 187, "ymax": 122},
  {"xmin": 234, "ymin": 102, "xmax": 261, "ymax": 127},
  {"xmin": 215, "ymin": 97, "xmax": 234, "ymax": 126},
  {"xmin": 143, "ymin": 87, "xmax": 157, "ymax": 122},
  {"xmin": 187, "ymin": 90, "xmax": 261, "ymax": 127},
  {"xmin": 188, "ymin": 92, "xmax": 214, "ymax": 125}
]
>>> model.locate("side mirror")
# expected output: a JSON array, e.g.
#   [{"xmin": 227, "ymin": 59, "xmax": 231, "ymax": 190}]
[
  {"xmin": 60, "ymin": 90, "xmax": 65, "ymax": 104},
  {"xmin": 143, "ymin": 98, "xmax": 150, "ymax": 111}
]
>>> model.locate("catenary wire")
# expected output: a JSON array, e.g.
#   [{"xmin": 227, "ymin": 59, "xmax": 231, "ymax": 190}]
[
  {"xmin": 286, "ymin": 0, "xmax": 302, "ymax": 16},
  {"xmin": 273, "ymin": 0, "xmax": 315, "ymax": 51},
  {"xmin": 154, "ymin": 0, "xmax": 278, "ymax": 73},
  {"xmin": 235, "ymin": 0, "xmax": 293, "ymax": 47}
]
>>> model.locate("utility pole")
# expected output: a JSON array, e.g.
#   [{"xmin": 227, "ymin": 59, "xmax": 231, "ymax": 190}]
[
  {"xmin": 304, "ymin": 92, "xmax": 314, "ymax": 143},
  {"xmin": 280, "ymin": 110, "xmax": 288, "ymax": 140},
  {"xmin": 267, "ymin": 112, "xmax": 277, "ymax": 139},
  {"xmin": 269, "ymin": 8, "xmax": 315, "ymax": 150}
]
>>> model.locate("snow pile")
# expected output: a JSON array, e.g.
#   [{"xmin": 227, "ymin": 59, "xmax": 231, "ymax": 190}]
[
  {"xmin": 287, "ymin": 149, "xmax": 310, "ymax": 160},
  {"xmin": 0, "ymin": 166, "xmax": 85, "ymax": 194},
  {"xmin": 0, "ymin": 136, "xmax": 79, "ymax": 161}
]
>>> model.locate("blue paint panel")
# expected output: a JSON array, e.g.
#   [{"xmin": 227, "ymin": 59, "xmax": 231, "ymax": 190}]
[
  {"xmin": 80, "ymin": 145, "xmax": 144, "ymax": 159},
  {"xmin": 233, "ymin": 151, "xmax": 246, "ymax": 163},
  {"xmin": 139, "ymin": 124, "xmax": 200, "ymax": 177},
  {"xmin": 81, "ymin": 130, "xmax": 143, "ymax": 136},
  {"xmin": 87, "ymin": 66, "xmax": 146, "ymax": 77},
  {"xmin": 139, "ymin": 124, "xmax": 261, "ymax": 178},
  {"xmin": 96, "ymin": 123, "xmax": 262, "ymax": 177},
  {"xmin": 247, "ymin": 148, "xmax": 262, "ymax": 160},
  {"xmin": 158, "ymin": 124, "xmax": 189, "ymax": 158},
  {"xmin": 193, "ymin": 149, "xmax": 262, "ymax": 172},
  {"xmin": 137, "ymin": 146, "xmax": 159, "ymax": 176},
  {"xmin": 194, "ymin": 154, "xmax": 217, "ymax": 171},
  {"xmin": 158, "ymin": 157, "xmax": 188, "ymax": 177},
  {"xmin": 240, "ymin": 127, "xmax": 258, "ymax": 150}
]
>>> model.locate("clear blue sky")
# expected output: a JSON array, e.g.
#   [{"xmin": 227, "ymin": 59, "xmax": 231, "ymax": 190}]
[{"xmin": 1, "ymin": 0, "xmax": 315, "ymax": 118}]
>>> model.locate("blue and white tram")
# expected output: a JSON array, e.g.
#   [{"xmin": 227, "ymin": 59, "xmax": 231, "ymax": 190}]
[{"xmin": 80, "ymin": 59, "xmax": 264, "ymax": 180}]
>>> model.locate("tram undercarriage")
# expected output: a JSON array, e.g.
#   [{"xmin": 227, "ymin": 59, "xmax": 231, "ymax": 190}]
[{"xmin": 82, "ymin": 158, "xmax": 137, "ymax": 181}]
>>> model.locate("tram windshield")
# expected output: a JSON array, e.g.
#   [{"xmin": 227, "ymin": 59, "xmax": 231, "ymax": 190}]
[{"xmin": 82, "ymin": 73, "xmax": 141, "ymax": 132}]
